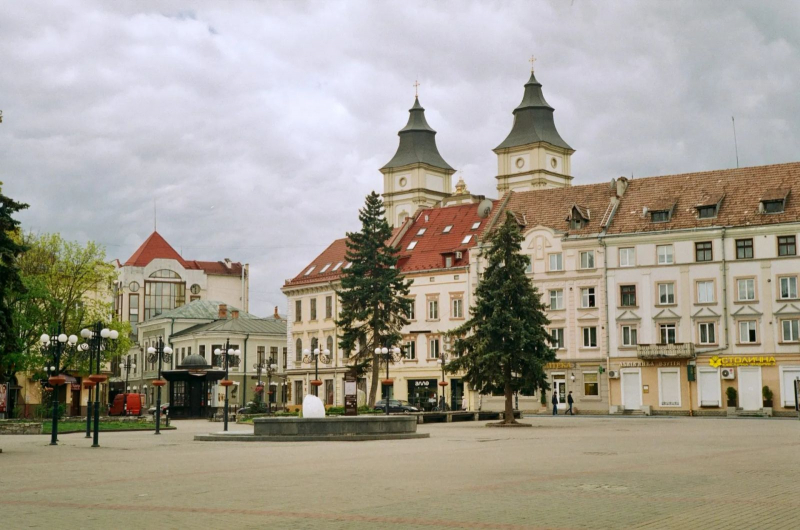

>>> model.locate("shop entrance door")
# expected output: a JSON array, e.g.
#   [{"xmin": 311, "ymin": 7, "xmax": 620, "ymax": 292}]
[
  {"xmin": 553, "ymin": 374, "xmax": 566, "ymax": 410},
  {"xmin": 739, "ymin": 367, "xmax": 761, "ymax": 411},
  {"xmin": 71, "ymin": 387, "xmax": 81, "ymax": 416},
  {"xmin": 622, "ymin": 370, "xmax": 642, "ymax": 410},
  {"xmin": 451, "ymin": 379, "xmax": 464, "ymax": 410}
]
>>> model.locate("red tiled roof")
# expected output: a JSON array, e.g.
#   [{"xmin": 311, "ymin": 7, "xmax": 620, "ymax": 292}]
[
  {"xmin": 125, "ymin": 231, "xmax": 187, "ymax": 267},
  {"xmin": 124, "ymin": 231, "xmax": 243, "ymax": 275},
  {"xmin": 606, "ymin": 162, "xmax": 800, "ymax": 234},
  {"xmin": 284, "ymin": 202, "xmax": 492, "ymax": 287}
]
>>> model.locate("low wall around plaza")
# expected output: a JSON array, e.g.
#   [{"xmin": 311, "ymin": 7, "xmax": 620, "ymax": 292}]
[{"xmin": 0, "ymin": 421, "xmax": 43, "ymax": 435}]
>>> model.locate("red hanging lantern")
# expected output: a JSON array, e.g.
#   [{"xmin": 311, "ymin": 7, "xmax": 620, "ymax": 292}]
[
  {"xmin": 219, "ymin": 379, "xmax": 234, "ymax": 387},
  {"xmin": 152, "ymin": 379, "xmax": 167, "ymax": 387}
]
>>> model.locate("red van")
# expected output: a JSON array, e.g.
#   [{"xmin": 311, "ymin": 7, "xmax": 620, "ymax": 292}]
[{"xmin": 108, "ymin": 393, "xmax": 144, "ymax": 416}]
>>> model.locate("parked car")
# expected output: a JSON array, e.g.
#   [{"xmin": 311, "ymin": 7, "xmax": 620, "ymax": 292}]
[
  {"xmin": 108, "ymin": 393, "xmax": 144, "ymax": 416},
  {"xmin": 147, "ymin": 403, "xmax": 170, "ymax": 416},
  {"xmin": 374, "ymin": 399, "xmax": 419, "ymax": 413}
]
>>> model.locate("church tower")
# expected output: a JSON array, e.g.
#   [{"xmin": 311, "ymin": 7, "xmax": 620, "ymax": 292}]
[
  {"xmin": 494, "ymin": 68, "xmax": 575, "ymax": 193},
  {"xmin": 381, "ymin": 96, "xmax": 455, "ymax": 227}
]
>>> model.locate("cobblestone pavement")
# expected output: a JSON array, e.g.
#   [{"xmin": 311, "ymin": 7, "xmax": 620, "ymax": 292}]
[{"xmin": 2, "ymin": 416, "xmax": 799, "ymax": 529}]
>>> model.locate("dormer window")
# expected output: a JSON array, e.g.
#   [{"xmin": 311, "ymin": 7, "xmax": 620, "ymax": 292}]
[
  {"xmin": 760, "ymin": 189, "xmax": 789, "ymax": 214},
  {"xmin": 697, "ymin": 206, "xmax": 717, "ymax": 219},
  {"xmin": 570, "ymin": 218, "xmax": 583, "ymax": 230},
  {"xmin": 651, "ymin": 210, "xmax": 671, "ymax": 223},
  {"xmin": 319, "ymin": 263, "xmax": 331, "ymax": 273},
  {"xmin": 332, "ymin": 261, "xmax": 343, "ymax": 271},
  {"xmin": 443, "ymin": 225, "xmax": 453, "ymax": 234},
  {"xmin": 407, "ymin": 241, "xmax": 418, "ymax": 250},
  {"xmin": 416, "ymin": 228, "xmax": 427, "ymax": 236},
  {"xmin": 304, "ymin": 266, "xmax": 315, "ymax": 276},
  {"xmin": 566, "ymin": 204, "xmax": 590, "ymax": 230}
]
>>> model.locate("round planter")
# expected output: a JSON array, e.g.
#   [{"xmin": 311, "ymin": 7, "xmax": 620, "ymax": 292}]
[
  {"xmin": 152, "ymin": 380, "xmax": 167, "ymax": 387},
  {"xmin": 381, "ymin": 379, "xmax": 394, "ymax": 386},
  {"xmin": 48, "ymin": 375, "xmax": 67, "ymax": 386},
  {"xmin": 219, "ymin": 379, "xmax": 234, "ymax": 387},
  {"xmin": 88, "ymin": 374, "xmax": 108, "ymax": 383},
  {"xmin": 438, "ymin": 381, "xmax": 449, "ymax": 387},
  {"xmin": 82, "ymin": 381, "xmax": 96, "ymax": 389},
  {"xmin": 310, "ymin": 379, "xmax": 323, "ymax": 387},
  {"xmin": 764, "ymin": 400, "xmax": 773, "ymax": 408}
]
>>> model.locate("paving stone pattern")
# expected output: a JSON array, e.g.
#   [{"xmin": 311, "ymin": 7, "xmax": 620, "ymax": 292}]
[{"xmin": 1, "ymin": 416, "xmax": 799, "ymax": 529}]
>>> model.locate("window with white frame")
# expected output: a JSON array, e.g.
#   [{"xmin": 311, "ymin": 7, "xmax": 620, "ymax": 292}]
[
  {"xmin": 780, "ymin": 276, "xmax": 798, "ymax": 299},
  {"xmin": 442, "ymin": 225, "xmax": 452, "ymax": 234},
  {"xmin": 580, "ymin": 251, "xmax": 595, "ymax": 269},
  {"xmin": 407, "ymin": 241, "xmax": 418, "ymax": 250},
  {"xmin": 549, "ymin": 289, "xmax": 564, "ymax": 310},
  {"xmin": 697, "ymin": 281, "xmax": 715, "ymax": 303},
  {"xmin": 657, "ymin": 244, "xmax": 674, "ymax": 264},
  {"xmin": 550, "ymin": 328, "xmax": 565, "ymax": 349},
  {"xmin": 660, "ymin": 323, "xmax": 677, "ymax": 344},
  {"xmin": 461, "ymin": 235, "xmax": 472, "ymax": 245},
  {"xmin": 698, "ymin": 322, "xmax": 716, "ymax": 344},
  {"xmin": 549, "ymin": 253, "xmax": 563, "ymax": 271},
  {"xmin": 658, "ymin": 283, "xmax": 675, "ymax": 304},
  {"xmin": 581, "ymin": 287, "xmax": 596, "ymax": 308},
  {"xmin": 737, "ymin": 278, "xmax": 756, "ymax": 301},
  {"xmin": 781, "ymin": 319, "xmax": 800, "ymax": 342},
  {"xmin": 621, "ymin": 325, "xmax": 638, "ymax": 347},
  {"xmin": 452, "ymin": 298, "xmax": 463, "ymax": 319},
  {"xmin": 429, "ymin": 338, "xmax": 440, "ymax": 358},
  {"xmin": 405, "ymin": 298, "xmax": 416, "ymax": 320},
  {"xmin": 738, "ymin": 321, "xmax": 757, "ymax": 343},
  {"xmin": 583, "ymin": 372, "xmax": 599, "ymax": 396},
  {"xmin": 427, "ymin": 299, "xmax": 439, "ymax": 320},
  {"xmin": 525, "ymin": 256, "xmax": 533, "ymax": 273},
  {"xmin": 619, "ymin": 247, "xmax": 635, "ymax": 267},
  {"xmin": 582, "ymin": 327, "xmax": 598, "ymax": 348}
]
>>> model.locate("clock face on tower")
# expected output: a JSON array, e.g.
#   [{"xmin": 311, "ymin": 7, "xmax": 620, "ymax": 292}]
[{"xmin": 550, "ymin": 158, "xmax": 558, "ymax": 169}]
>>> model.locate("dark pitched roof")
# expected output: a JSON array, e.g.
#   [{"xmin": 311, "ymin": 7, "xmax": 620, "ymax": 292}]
[
  {"xmin": 495, "ymin": 71, "xmax": 572, "ymax": 151},
  {"xmin": 606, "ymin": 162, "xmax": 800, "ymax": 235},
  {"xmin": 381, "ymin": 97, "xmax": 454, "ymax": 171},
  {"xmin": 171, "ymin": 317, "xmax": 286, "ymax": 338}
]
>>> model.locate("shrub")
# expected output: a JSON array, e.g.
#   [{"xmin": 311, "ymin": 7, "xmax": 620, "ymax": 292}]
[
  {"xmin": 725, "ymin": 386, "xmax": 737, "ymax": 402},
  {"xmin": 762, "ymin": 386, "xmax": 774, "ymax": 402}
]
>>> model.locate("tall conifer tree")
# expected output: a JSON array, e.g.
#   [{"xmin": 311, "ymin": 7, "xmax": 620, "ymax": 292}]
[
  {"xmin": 0, "ymin": 182, "xmax": 29, "ymax": 384},
  {"xmin": 337, "ymin": 192, "xmax": 410, "ymax": 407},
  {"xmin": 448, "ymin": 212, "xmax": 555, "ymax": 424}
]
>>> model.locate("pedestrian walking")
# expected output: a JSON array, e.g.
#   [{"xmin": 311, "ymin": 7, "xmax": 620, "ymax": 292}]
[
  {"xmin": 567, "ymin": 391, "xmax": 574, "ymax": 415},
  {"xmin": 551, "ymin": 392, "xmax": 558, "ymax": 415}
]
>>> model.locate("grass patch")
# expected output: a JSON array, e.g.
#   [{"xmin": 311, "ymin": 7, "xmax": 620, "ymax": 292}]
[{"xmin": 42, "ymin": 421, "xmax": 175, "ymax": 434}]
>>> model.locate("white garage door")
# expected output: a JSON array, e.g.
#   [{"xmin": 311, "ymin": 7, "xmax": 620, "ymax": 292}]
[
  {"xmin": 698, "ymin": 368, "xmax": 721, "ymax": 407},
  {"xmin": 659, "ymin": 369, "xmax": 681, "ymax": 407},
  {"xmin": 622, "ymin": 371, "xmax": 641, "ymax": 410},
  {"xmin": 738, "ymin": 367, "xmax": 762, "ymax": 411},
  {"xmin": 781, "ymin": 368, "xmax": 800, "ymax": 407}
]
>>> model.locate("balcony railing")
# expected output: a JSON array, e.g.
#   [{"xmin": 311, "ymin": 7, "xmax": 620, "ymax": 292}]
[{"xmin": 636, "ymin": 343, "xmax": 695, "ymax": 360}]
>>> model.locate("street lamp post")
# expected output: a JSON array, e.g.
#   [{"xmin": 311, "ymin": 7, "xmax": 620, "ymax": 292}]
[
  {"xmin": 302, "ymin": 345, "xmax": 330, "ymax": 397},
  {"xmin": 147, "ymin": 337, "xmax": 173, "ymax": 435},
  {"xmin": 83, "ymin": 324, "xmax": 118, "ymax": 448},
  {"xmin": 215, "ymin": 339, "xmax": 240, "ymax": 432},
  {"xmin": 438, "ymin": 335, "xmax": 453, "ymax": 411},
  {"xmin": 265, "ymin": 362, "xmax": 279, "ymax": 413},
  {"xmin": 119, "ymin": 355, "xmax": 136, "ymax": 415},
  {"xmin": 40, "ymin": 325, "xmax": 78, "ymax": 446},
  {"xmin": 375, "ymin": 342, "xmax": 402, "ymax": 416}
]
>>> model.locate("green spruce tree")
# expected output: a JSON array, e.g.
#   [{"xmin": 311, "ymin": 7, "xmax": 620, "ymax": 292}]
[
  {"xmin": 0, "ymin": 182, "xmax": 29, "ymax": 385},
  {"xmin": 337, "ymin": 192, "xmax": 410, "ymax": 408},
  {"xmin": 448, "ymin": 212, "xmax": 556, "ymax": 424}
]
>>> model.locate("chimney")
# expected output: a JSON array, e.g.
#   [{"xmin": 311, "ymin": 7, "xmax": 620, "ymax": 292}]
[
  {"xmin": 224, "ymin": 258, "xmax": 232, "ymax": 269},
  {"xmin": 218, "ymin": 304, "xmax": 228, "ymax": 319},
  {"xmin": 274, "ymin": 306, "xmax": 280, "ymax": 319},
  {"xmin": 231, "ymin": 310, "xmax": 239, "ymax": 319},
  {"xmin": 616, "ymin": 176, "xmax": 629, "ymax": 198}
]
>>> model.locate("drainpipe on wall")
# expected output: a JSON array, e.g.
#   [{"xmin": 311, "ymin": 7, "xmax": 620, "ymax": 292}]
[
  {"xmin": 600, "ymin": 236, "xmax": 613, "ymax": 414},
  {"xmin": 242, "ymin": 333, "xmax": 250, "ymax": 409}
]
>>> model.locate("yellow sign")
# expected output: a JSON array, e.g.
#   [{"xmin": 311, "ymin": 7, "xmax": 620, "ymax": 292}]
[
  {"xmin": 709, "ymin": 355, "xmax": 776, "ymax": 368},
  {"xmin": 545, "ymin": 362, "xmax": 575, "ymax": 369}
]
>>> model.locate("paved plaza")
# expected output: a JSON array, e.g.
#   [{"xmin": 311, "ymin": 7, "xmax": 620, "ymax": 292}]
[{"xmin": 2, "ymin": 416, "xmax": 800, "ymax": 529}]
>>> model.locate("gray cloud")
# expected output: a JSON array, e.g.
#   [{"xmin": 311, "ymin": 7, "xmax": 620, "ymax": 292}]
[{"xmin": 2, "ymin": 0, "xmax": 798, "ymax": 315}]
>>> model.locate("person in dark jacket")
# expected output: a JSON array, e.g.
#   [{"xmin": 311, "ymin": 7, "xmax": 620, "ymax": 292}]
[
  {"xmin": 567, "ymin": 391, "xmax": 574, "ymax": 415},
  {"xmin": 552, "ymin": 392, "xmax": 558, "ymax": 415}
]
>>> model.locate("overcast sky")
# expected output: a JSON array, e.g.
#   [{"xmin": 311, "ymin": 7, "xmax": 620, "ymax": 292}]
[{"xmin": 2, "ymin": 1, "xmax": 799, "ymax": 316}]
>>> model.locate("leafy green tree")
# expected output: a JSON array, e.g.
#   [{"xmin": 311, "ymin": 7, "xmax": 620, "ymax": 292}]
[
  {"xmin": 0, "ymin": 182, "xmax": 29, "ymax": 383},
  {"xmin": 447, "ymin": 212, "xmax": 556, "ymax": 424},
  {"xmin": 337, "ymin": 192, "xmax": 410, "ymax": 407}
]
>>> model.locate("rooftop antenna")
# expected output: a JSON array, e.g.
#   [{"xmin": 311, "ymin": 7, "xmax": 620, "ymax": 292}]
[{"xmin": 732, "ymin": 116, "xmax": 739, "ymax": 168}]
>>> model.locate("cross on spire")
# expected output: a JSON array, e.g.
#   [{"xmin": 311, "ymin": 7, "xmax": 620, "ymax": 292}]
[
  {"xmin": 529, "ymin": 55, "xmax": 537, "ymax": 72},
  {"xmin": 413, "ymin": 79, "xmax": 420, "ymax": 97}
]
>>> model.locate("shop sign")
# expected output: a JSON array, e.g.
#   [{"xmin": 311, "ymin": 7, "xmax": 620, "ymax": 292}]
[
  {"xmin": 413, "ymin": 380, "xmax": 431, "ymax": 387},
  {"xmin": 545, "ymin": 362, "xmax": 576, "ymax": 369},
  {"xmin": 619, "ymin": 361, "xmax": 682, "ymax": 368},
  {"xmin": 709, "ymin": 355, "xmax": 776, "ymax": 368}
]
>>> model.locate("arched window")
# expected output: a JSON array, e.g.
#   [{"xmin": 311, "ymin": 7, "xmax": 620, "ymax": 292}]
[
  {"xmin": 295, "ymin": 338, "xmax": 302, "ymax": 362},
  {"xmin": 311, "ymin": 337, "xmax": 319, "ymax": 351},
  {"xmin": 326, "ymin": 336, "xmax": 334, "ymax": 355},
  {"xmin": 149, "ymin": 269, "xmax": 181, "ymax": 279}
]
